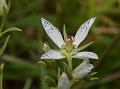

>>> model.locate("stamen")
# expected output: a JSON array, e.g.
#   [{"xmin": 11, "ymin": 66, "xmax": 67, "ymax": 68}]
[{"xmin": 66, "ymin": 35, "xmax": 75, "ymax": 42}]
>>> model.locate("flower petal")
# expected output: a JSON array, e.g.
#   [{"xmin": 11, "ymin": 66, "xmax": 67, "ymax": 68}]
[
  {"xmin": 41, "ymin": 50, "xmax": 65, "ymax": 59},
  {"xmin": 58, "ymin": 73, "xmax": 70, "ymax": 89},
  {"xmin": 72, "ymin": 62, "xmax": 93, "ymax": 79},
  {"xmin": 73, "ymin": 17, "xmax": 96, "ymax": 48},
  {"xmin": 73, "ymin": 51, "xmax": 98, "ymax": 59},
  {"xmin": 41, "ymin": 18, "xmax": 65, "ymax": 49}
]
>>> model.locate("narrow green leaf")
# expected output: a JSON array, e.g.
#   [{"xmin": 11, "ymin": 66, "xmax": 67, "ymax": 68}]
[
  {"xmin": 63, "ymin": 25, "xmax": 67, "ymax": 41},
  {"xmin": 89, "ymin": 72, "xmax": 98, "ymax": 76},
  {"xmin": 2, "ymin": 55, "xmax": 38, "ymax": 70},
  {"xmin": 0, "ymin": 27, "xmax": 22, "ymax": 38},
  {"xmin": 73, "ymin": 41, "xmax": 94, "ymax": 53},
  {"xmin": 0, "ymin": 35, "xmax": 10, "ymax": 56},
  {"xmin": 89, "ymin": 77, "xmax": 99, "ymax": 80}
]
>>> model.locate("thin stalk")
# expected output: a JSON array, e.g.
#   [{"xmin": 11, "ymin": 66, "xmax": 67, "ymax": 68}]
[
  {"xmin": 0, "ymin": 63, "xmax": 4, "ymax": 89},
  {"xmin": 67, "ymin": 57, "xmax": 73, "ymax": 70},
  {"xmin": 23, "ymin": 78, "xmax": 32, "ymax": 89}
]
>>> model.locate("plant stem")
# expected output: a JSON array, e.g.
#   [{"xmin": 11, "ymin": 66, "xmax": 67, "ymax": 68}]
[
  {"xmin": 0, "ymin": 63, "xmax": 4, "ymax": 89},
  {"xmin": 67, "ymin": 57, "xmax": 73, "ymax": 70},
  {"xmin": 0, "ymin": 10, "xmax": 7, "ymax": 33},
  {"xmin": 23, "ymin": 78, "xmax": 32, "ymax": 89},
  {"xmin": 0, "ymin": 35, "xmax": 10, "ymax": 56}
]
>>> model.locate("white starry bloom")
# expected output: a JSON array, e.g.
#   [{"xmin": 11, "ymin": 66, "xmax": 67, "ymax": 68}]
[
  {"xmin": 72, "ymin": 59, "xmax": 93, "ymax": 80},
  {"xmin": 58, "ymin": 72, "xmax": 70, "ymax": 89},
  {"xmin": 41, "ymin": 17, "xmax": 98, "ymax": 69},
  {"xmin": 0, "ymin": 0, "xmax": 8, "ymax": 16}
]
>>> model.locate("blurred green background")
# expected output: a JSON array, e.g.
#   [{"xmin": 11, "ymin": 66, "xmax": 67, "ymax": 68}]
[{"xmin": 1, "ymin": 0, "xmax": 120, "ymax": 89}]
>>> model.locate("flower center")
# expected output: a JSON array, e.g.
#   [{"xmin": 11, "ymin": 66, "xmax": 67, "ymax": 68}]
[
  {"xmin": 66, "ymin": 35, "xmax": 75, "ymax": 42},
  {"xmin": 61, "ymin": 35, "xmax": 75, "ymax": 57}
]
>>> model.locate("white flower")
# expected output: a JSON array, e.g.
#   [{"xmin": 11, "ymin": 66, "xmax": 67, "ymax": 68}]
[
  {"xmin": 40, "ymin": 17, "xmax": 99, "ymax": 69},
  {"xmin": 58, "ymin": 72, "xmax": 70, "ymax": 89},
  {"xmin": 0, "ymin": 0, "xmax": 8, "ymax": 16},
  {"xmin": 72, "ymin": 59, "xmax": 93, "ymax": 80},
  {"xmin": 41, "ymin": 17, "xmax": 98, "ymax": 59}
]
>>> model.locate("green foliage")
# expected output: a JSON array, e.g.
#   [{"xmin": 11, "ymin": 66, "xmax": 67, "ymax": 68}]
[{"xmin": 0, "ymin": 1, "xmax": 22, "ymax": 89}]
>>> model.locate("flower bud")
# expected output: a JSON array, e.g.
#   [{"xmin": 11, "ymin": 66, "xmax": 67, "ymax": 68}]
[
  {"xmin": 72, "ymin": 61, "xmax": 93, "ymax": 80},
  {"xmin": 0, "ymin": 0, "xmax": 8, "ymax": 16},
  {"xmin": 58, "ymin": 72, "xmax": 70, "ymax": 89}
]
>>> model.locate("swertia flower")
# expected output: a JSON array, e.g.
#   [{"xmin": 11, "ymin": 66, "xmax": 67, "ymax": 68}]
[{"xmin": 41, "ymin": 17, "xmax": 98, "ymax": 69}]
